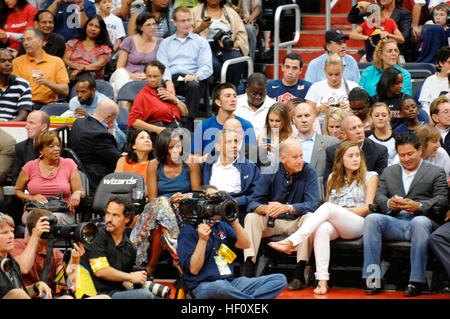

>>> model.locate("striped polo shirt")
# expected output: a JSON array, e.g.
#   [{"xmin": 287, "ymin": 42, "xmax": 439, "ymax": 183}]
[{"xmin": 0, "ymin": 75, "xmax": 32, "ymax": 121}]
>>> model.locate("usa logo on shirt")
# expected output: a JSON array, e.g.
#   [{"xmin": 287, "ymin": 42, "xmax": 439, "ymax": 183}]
[{"xmin": 218, "ymin": 231, "xmax": 227, "ymax": 240}]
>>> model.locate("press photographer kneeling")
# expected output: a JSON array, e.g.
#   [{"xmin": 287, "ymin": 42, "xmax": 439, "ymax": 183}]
[
  {"xmin": 80, "ymin": 196, "xmax": 169, "ymax": 299},
  {"xmin": 0, "ymin": 212, "xmax": 52, "ymax": 299},
  {"xmin": 177, "ymin": 185, "xmax": 287, "ymax": 299},
  {"xmin": 9, "ymin": 209, "xmax": 109, "ymax": 299}
]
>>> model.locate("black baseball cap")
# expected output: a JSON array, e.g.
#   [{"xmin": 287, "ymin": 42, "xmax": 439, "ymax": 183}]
[{"xmin": 325, "ymin": 29, "xmax": 349, "ymax": 43}]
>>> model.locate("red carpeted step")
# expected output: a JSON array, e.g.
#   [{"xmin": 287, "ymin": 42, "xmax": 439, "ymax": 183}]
[
  {"xmin": 319, "ymin": 0, "xmax": 354, "ymax": 14},
  {"xmin": 302, "ymin": 14, "xmax": 352, "ymax": 31},
  {"xmin": 296, "ymin": 31, "xmax": 364, "ymax": 48}
]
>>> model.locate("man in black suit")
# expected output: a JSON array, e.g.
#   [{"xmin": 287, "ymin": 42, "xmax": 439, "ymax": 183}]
[
  {"xmin": 363, "ymin": 133, "xmax": 448, "ymax": 297},
  {"xmin": 10, "ymin": 110, "xmax": 50, "ymax": 183},
  {"xmin": 324, "ymin": 115, "xmax": 388, "ymax": 186},
  {"xmin": 69, "ymin": 98, "xmax": 122, "ymax": 193}
]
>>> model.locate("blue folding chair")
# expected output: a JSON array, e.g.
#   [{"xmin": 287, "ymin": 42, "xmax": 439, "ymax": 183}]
[
  {"xmin": 41, "ymin": 103, "xmax": 70, "ymax": 116},
  {"xmin": 116, "ymin": 80, "xmax": 147, "ymax": 103}
]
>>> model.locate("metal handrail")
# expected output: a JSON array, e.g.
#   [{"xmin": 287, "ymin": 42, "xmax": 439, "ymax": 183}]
[
  {"xmin": 325, "ymin": 0, "xmax": 357, "ymax": 31},
  {"xmin": 220, "ymin": 56, "xmax": 254, "ymax": 83},
  {"xmin": 273, "ymin": 4, "xmax": 301, "ymax": 80}
]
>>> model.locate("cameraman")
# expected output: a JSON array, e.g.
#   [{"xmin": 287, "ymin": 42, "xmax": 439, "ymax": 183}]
[
  {"xmin": 177, "ymin": 186, "xmax": 287, "ymax": 299},
  {"xmin": 191, "ymin": 0, "xmax": 249, "ymax": 88},
  {"xmin": 0, "ymin": 213, "xmax": 52, "ymax": 299},
  {"xmin": 80, "ymin": 196, "xmax": 160, "ymax": 299},
  {"xmin": 10, "ymin": 209, "xmax": 107, "ymax": 299}
]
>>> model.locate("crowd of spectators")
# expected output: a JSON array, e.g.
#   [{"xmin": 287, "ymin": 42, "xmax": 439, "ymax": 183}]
[{"xmin": 0, "ymin": 0, "xmax": 450, "ymax": 300}]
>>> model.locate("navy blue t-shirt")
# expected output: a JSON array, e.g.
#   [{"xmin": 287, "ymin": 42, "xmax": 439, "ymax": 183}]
[
  {"xmin": 177, "ymin": 222, "xmax": 237, "ymax": 290},
  {"xmin": 266, "ymin": 78, "xmax": 312, "ymax": 104}
]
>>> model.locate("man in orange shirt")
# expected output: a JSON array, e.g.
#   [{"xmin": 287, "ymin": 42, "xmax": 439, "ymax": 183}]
[{"xmin": 12, "ymin": 27, "xmax": 69, "ymax": 109}]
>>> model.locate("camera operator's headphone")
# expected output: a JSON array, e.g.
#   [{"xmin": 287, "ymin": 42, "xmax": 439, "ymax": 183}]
[{"xmin": 432, "ymin": 3, "xmax": 450, "ymax": 25}]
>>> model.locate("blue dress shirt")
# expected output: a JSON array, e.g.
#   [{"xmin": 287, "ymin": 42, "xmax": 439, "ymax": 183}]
[
  {"xmin": 305, "ymin": 52, "xmax": 361, "ymax": 83},
  {"xmin": 156, "ymin": 32, "xmax": 213, "ymax": 82},
  {"xmin": 247, "ymin": 162, "xmax": 319, "ymax": 218}
]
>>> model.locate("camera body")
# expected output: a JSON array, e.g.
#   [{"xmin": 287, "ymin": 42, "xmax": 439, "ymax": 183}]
[
  {"xmin": 213, "ymin": 29, "xmax": 234, "ymax": 52},
  {"xmin": 41, "ymin": 216, "xmax": 98, "ymax": 244},
  {"xmin": 178, "ymin": 190, "xmax": 238, "ymax": 223}
]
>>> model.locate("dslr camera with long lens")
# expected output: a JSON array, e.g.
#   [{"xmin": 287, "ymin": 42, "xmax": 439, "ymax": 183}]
[
  {"xmin": 213, "ymin": 29, "xmax": 234, "ymax": 56},
  {"xmin": 178, "ymin": 190, "xmax": 238, "ymax": 224},
  {"xmin": 41, "ymin": 216, "xmax": 98, "ymax": 244},
  {"xmin": 133, "ymin": 266, "xmax": 171, "ymax": 298}
]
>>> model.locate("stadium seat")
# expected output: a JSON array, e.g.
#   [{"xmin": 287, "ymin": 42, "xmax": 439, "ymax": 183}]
[
  {"xmin": 69, "ymin": 79, "xmax": 115, "ymax": 100},
  {"xmin": 403, "ymin": 62, "xmax": 436, "ymax": 74},
  {"xmin": 41, "ymin": 103, "xmax": 70, "ymax": 116},
  {"xmin": 116, "ymin": 80, "xmax": 147, "ymax": 103},
  {"xmin": 91, "ymin": 172, "xmax": 146, "ymax": 215},
  {"xmin": 117, "ymin": 106, "xmax": 129, "ymax": 133}
]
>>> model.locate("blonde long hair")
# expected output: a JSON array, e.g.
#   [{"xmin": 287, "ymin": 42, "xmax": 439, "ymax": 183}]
[
  {"xmin": 326, "ymin": 140, "xmax": 368, "ymax": 200},
  {"xmin": 372, "ymin": 39, "xmax": 400, "ymax": 70}
]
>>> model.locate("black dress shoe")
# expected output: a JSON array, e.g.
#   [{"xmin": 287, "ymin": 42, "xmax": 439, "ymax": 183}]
[
  {"xmin": 288, "ymin": 278, "xmax": 305, "ymax": 291},
  {"xmin": 365, "ymin": 287, "xmax": 382, "ymax": 295},
  {"xmin": 404, "ymin": 283, "xmax": 421, "ymax": 297}
]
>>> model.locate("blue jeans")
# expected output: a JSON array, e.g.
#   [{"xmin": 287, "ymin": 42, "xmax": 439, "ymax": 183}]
[
  {"xmin": 362, "ymin": 213, "xmax": 432, "ymax": 283},
  {"xmin": 192, "ymin": 274, "xmax": 287, "ymax": 299},
  {"xmin": 111, "ymin": 288, "xmax": 160, "ymax": 299}
]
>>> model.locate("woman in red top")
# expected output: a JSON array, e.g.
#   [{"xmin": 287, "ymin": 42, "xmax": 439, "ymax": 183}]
[
  {"xmin": 0, "ymin": 0, "xmax": 38, "ymax": 53},
  {"xmin": 128, "ymin": 60, "xmax": 188, "ymax": 135},
  {"xmin": 63, "ymin": 15, "xmax": 112, "ymax": 81}
]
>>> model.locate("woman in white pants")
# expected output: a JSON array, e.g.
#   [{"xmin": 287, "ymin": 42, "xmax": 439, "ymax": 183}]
[{"xmin": 269, "ymin": 140, "xmax": 378, "ymax": 294}]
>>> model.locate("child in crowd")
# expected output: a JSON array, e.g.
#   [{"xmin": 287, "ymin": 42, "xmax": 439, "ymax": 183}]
[
  {"xmin": 395, "ymin": 96, "xmax": 424, "ymax": 133},
  {"xmin": 366, "ymin": 102, "xmax": 399, "ymax": 166},
  {"xmin": 416, "ymin": 3, "xmax": 450, "ymax": 63},
  {"xmin": 96, "ymin": 0, "xmax": 126, "ymax": 55}
]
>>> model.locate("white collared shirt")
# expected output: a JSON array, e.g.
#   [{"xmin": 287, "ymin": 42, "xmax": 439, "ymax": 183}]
[
  {"xmin": 234, "ymin": 94, "xmax": 276, "ymax": 137},
  {"xmin": 209, "ymin": 157, "xmax": 242, "ymax": 193}
]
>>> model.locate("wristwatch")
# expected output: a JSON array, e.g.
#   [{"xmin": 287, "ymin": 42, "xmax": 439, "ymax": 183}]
[
  {"xmin": 288, "ymin": 204, "xmax": 294, "ymax": 214},
  {"xmin": 417, "ymin": 202, "xmax": 423, "ymax": 213}
]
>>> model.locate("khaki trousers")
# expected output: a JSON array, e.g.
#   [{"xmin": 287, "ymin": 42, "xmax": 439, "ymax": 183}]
[{"xmin": 244, "ymin": 212, "xmax": 313, "ymax": 264}]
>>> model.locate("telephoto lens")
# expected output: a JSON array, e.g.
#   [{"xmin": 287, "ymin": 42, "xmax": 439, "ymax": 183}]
[{"xmin": 144, "ymin": 281, "xmax": 171, "ymax": 299}]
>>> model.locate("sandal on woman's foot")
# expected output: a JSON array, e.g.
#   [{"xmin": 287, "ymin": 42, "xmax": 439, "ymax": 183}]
[{"xmin": 267, "ymin": 239, "xmax": 296, "ymax": 254}]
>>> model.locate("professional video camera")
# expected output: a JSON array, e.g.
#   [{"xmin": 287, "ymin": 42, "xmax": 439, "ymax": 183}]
[
  {"xmin": 41, "ymin": 216, "xmax": 98, "ymax": 244},
  {"xmin": 178, "ymin": 190, "xmax": 238, "ymax": 223},
  {"xmin": 213, "ymin": 29, "xmax": 234, "ymax": 56}
]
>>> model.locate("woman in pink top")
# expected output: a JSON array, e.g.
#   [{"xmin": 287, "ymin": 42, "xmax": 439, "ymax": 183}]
[
  {"xmin": 15, "ymin": 131, "xmax": 84, "ymax": 225},
  {"xmin": 0, "ymin": 0, "xmax": 38, "ymax": 53}
]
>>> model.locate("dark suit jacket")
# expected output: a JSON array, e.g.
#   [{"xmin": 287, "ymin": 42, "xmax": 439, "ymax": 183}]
[
  {"xmin": 374, "ymin": 161, "xmax": 448, "ymax": 224},
  {"xmin": 10, "ymin": 138, "xmax": 35, "ymax": 184},
  {"xmin": 310, "ymin": 134, "xmax": 340, "ymax": 180},
  {"xmin": 69, "ymin": 116, "xmax": 122, "ymax": 192},
  {"xmin": 324, "ymin": 138, "xmax": 388, "ymax": 187}
]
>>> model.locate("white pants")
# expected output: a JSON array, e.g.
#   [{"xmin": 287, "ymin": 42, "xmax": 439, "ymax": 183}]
[
  {"xmin": 109, "ymin": 68, "xmax": 132, "ymax": 98},
  {"xmin": 287, "ymin": 202, "xmax": 365, "ymax": 280}
]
